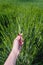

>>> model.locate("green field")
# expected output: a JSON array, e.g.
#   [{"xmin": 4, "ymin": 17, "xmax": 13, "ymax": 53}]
[{"xmin": 0, "ymin": 0, "xmax": 43, "ymax": 65}]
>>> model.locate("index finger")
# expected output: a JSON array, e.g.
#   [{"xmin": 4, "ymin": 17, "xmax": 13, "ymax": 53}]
[{"xmin": 18, "ymin": 33, "xmax": 23, "ymax": 37}]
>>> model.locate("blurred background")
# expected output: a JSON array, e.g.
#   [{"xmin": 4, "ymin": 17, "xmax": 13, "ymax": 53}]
[{"xmin": 0, "ymin": 0, "xmax": 43, "ymax": 65}]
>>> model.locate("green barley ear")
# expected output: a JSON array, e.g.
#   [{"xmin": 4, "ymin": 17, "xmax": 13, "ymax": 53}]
[{"xmin": 16, "ymin": 17, "xmax": 22, "ymax": 34}]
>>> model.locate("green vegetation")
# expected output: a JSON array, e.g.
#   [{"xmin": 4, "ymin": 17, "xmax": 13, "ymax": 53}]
[{"xmin": 0, "ymin": 0, "xmax": 43, "ymax": 65}]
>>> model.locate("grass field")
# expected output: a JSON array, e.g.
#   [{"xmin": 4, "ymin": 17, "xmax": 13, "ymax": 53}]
[{"xmin": 0, "ymin": 0, "xmax": 43, "ymax": 65}]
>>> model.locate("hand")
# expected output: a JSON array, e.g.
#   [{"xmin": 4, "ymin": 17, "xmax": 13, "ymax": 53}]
[{"xmin": 12, "ymin": 34, "xmax": 24, "ymax": 56}]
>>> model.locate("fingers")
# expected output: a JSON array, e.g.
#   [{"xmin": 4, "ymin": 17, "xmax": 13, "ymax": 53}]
[
  {"xmin": 18, "ymin": 33, "xmax": 23, "ymax": 37},
  {"xmin": 18, "ymin": 35, "xmax": 24, "ymax": 46},
  {"xmin": 16, "ymin": 33, "xmax": 24, "ymax": 46},
  {"xmin": 16, "ymin": 33, "xmax": 23, "ymax": 40}
]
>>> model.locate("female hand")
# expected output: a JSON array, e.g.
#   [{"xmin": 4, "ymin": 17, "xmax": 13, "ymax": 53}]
[{"xmin": 12, "ymin": 34, "xmax": 24, "ymax": 56}]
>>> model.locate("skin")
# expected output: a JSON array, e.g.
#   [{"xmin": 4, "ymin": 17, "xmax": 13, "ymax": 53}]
[{"xmin": 4, "ymin": 34, "xmax": 24, "ymax": 65}]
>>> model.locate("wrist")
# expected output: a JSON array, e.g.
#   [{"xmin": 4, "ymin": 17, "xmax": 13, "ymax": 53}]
[{"xmin": 12, "ymin": 48, "xmax": 19, "ymax": 57}]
